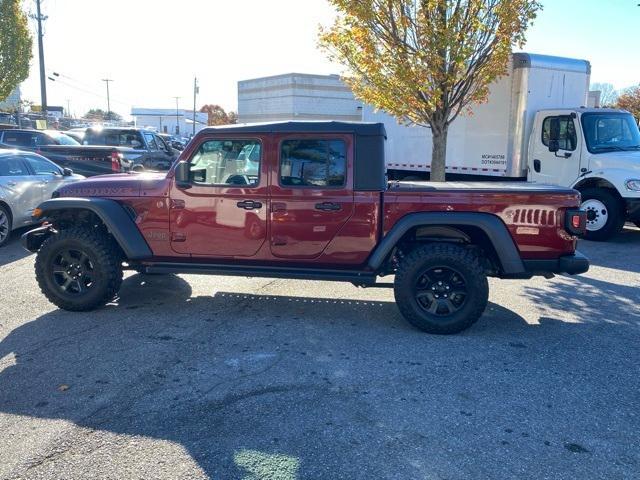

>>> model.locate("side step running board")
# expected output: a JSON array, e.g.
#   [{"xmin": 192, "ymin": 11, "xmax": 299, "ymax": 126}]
[{"xmin": 143, "ymin": 262, "xmax": 379, "ymax": 286}]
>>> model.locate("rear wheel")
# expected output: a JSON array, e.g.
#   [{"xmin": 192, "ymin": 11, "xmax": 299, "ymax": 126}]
[
  {"xmin": 35, "ymin": 228, "xmax": 123, "ymax": 311},
  {"xmin": 0, "ymin": 205, "xmax": 11, "ymax": 247},
  {"xmin": 394, "ymin": 243, "xmax": 489, "ymax": 334},
  {"xmin": 580, "ymin": 188, "xmax": 624, "ymax": 241}
]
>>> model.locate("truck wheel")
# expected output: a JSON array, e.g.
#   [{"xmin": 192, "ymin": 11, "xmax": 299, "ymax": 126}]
[
  {"xmin": 0, "ymin": 205, "xmax": 12, "ymax": 247},
  {"xmin": 35, "ymin": 228, "xmax": 123, "ymax": 311},
  {"xmin": 394, "ymin": 243, "xmax": 488, "ymax": 334},
  {"xmin": 580, "ymin": 188, "xmax": 624, "ymax": 241}
]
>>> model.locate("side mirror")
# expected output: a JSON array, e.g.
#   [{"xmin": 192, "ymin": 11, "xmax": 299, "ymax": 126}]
[
  {"xmin": 548, "ymin": 139, "xmax": 560, "ymax": 153},
  {"xmin": 62, "ymin": 167, "xmax": 73, "ymax": 176},
  {"xmin": 174, "ymin": 161, "xmax": 191, "ymax": 189}
]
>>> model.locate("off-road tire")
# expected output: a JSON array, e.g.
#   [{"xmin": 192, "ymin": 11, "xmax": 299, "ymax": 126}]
[
  {"xmin": 580, "ymin": 188, "xmax": 625, "ymax": 241},
  {"xmin": 0, "ymin": 204, "xmax": 12, "ymax": 247},
  {"xmin": 35, "ymin": 228, "xmax": 123, "ymax": 311},
  {"xmin": 394, "ymin": 243, "xmax": 489, "ymax": 334}
]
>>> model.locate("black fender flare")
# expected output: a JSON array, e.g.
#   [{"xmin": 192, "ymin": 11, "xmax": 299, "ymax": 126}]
[
  {"xmin": 367, "ymin": 212, "xmax": 525, "ymax": 274},
  {"xmin": 29, "ymin": 197, "xmax": 153, "ymax": 260}
]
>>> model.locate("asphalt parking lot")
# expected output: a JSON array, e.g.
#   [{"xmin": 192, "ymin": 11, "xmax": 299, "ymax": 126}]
[{"xmin": 0, "ymin": 226, "xmax": 639, "ymax": 480}]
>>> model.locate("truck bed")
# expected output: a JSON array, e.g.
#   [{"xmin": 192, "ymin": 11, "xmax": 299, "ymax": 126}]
[{"xmin": 388, "ymin": 180, "xmax": 576, "ymax": 193}]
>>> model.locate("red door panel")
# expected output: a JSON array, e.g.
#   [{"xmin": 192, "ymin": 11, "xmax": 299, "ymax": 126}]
[{"xmin": 269, "ymin": 135, "xmax": 354, "ymax": 260}]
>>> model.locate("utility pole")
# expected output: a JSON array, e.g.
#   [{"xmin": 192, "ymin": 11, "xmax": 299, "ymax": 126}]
[
  {"xmin": 33, "ymin": 0, "xmax": 48, "ymax": 119},
  {"xmin": 65, "ymin": 99, "xmax": 71, "ymax": 117},
  {"xmin": 102, "ymin": 78, "xmax": 113, "ymax": 120},
  {"xmin": 173, "ymin": 96, "xmax": 180, "ymax": 135},
  {"xmin": 192, "ymin": 77, "xmax": 198, "ymax": 136}
]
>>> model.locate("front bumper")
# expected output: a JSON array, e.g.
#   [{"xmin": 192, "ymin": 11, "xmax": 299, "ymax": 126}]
[
  {"xmin": 626, "ymin": 198, "xmax": 640, "ymax": 222},
  {"xmin": 21, "ymin": 224, "xmax": 53, "ymax": 252},
  {"xmin": 521, "ymin": 251, "xmax": 590, "ymax": 276}
]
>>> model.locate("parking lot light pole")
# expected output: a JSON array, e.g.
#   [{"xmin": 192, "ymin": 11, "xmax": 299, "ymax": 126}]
[
  {"xmin": 102, "ymin": 78, "xmax": 113, "ymax": 120},
  {"xmin": 173, "ymin": 96, "xmax": 180, "ymax": 135}
]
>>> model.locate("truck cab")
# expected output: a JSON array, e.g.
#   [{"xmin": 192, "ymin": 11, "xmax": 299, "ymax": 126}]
[{"xmin": 528, "ymin": 108, "xmax": 640, "ymax": 239}]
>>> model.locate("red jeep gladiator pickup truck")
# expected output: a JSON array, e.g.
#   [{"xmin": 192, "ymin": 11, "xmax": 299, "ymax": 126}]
[{"xmin": 22, "ymin": 122, "xmax": 589, "ymax": 334}]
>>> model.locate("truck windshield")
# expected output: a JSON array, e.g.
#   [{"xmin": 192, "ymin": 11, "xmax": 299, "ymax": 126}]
[{"xmin": 581, "ymin": 112, "xmax": 640, "ymax": 153}]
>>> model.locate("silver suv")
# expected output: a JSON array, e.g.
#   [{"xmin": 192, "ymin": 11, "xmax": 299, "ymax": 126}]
[{"xmin": 0, "ymin": 150, "xmax": 84, "ymax": 246}]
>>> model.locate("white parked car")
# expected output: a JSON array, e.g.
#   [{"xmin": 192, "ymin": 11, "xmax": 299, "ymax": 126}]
[{"xmin": 0, "ymin": 150, "xmax": 84, "ymax": 246}]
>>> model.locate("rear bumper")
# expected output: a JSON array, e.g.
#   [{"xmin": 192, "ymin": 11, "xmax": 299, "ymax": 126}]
[
  {"xmin": 522, "ymin": 251, "xmax": 590, "ymax": 276},
  {"xmin": 626, "ymin": 198, "xmax": 640, "ymax": 222}
]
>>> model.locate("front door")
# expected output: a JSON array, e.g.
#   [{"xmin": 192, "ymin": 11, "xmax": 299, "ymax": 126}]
[
  {"xmin": 23, "ymin": 154, "xmax": 68, "ymax": 200},
  {"xmin": 530, "ymin": 114, "xmax": 582, "ymax": 185},
  {"xmin": 170, "ymin": 136, "xmax": 267, "ymax": 257},
  {"xmin": 0, "ymin": 154, "xmax": 43, "ymax": 226},
  {"xmin": 269, "ymin": 135, "xmax": 354, "ymax": 259}
]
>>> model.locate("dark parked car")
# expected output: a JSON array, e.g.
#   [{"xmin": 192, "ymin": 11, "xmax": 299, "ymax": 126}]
[
  {"xmin": 83, "ymin": 127, "xmax": 178, "ymax": 170},
  {"xmin": 0, "ymin": 128, "xmax": 134, "ymax": 177}
]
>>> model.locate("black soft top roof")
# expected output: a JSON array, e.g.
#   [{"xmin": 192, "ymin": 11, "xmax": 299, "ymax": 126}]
[{"xmin": 200, "ymin": 121, "xmax": 386, "ymax": 137}]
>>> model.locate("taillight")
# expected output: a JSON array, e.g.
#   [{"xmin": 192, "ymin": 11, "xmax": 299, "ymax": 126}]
[
  {"xmin": 565, "ymin": 209, "xmax": 587, "ymax": 236},
  {"xmin": 111, "ymin": 151, "xmax": 122, "ymax": 172}
]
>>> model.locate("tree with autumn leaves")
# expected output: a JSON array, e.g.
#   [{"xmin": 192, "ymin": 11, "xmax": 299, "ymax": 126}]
[
  {"xmin": 199, "ymin": 104, "xmax": 237, "ymax": 126},
  {"xmin": 617, "ymin": 86, "xmax": 640, "ymax": 120},
  {"xmin": 320, "ymin": 0, "xmax": 541, "ymax": 181}
]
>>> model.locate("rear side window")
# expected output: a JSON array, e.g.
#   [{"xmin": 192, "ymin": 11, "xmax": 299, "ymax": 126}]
[
  {"xmin": 542, "ymin": 116, "xmax": 577, "ymax": 151},
  {"xmin": 2, "ymin": 131, "xmax": 38, "ymax": 147},
  {"xmin": 0, "ymin": 156, "xmax": 30, "ymax": 176},
  {"xmin": 280, "ymin": 139, "xmax": 346, "ymax": 187}
]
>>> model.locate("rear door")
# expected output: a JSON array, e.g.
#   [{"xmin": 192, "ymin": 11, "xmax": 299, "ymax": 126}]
[{"xmin": 269, "ymin": 135, "xmax": 354, "ymax": 259}]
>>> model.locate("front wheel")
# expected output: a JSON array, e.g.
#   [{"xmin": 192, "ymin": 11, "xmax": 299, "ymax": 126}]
[
  {"xmin": 35, "ymin": 228, "xmax": 123, "ymax": 311},
  {"xmin": 580, "ymin": 188, "xmax": 624, "ymax": 241},
  {"xmin": 0, "ymin": 205, "xmax": 12, "ymax": 247},
  {"xmin": 394, "ymin": 243, "xmax": 489, "ymax": 334}
]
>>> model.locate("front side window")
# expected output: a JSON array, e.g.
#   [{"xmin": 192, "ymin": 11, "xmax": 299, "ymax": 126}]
[
  {"xmin": 189, "ymin": 139, "xmax": 261, "ymax": 186},
  {"xmin": 144, "ymin": 133, "xmax": 158, "ymax": 151},
  {"xmin": 581, "ymin": 113, "xmax": 640, "ymax": 153},
  {"xmin": 280, "ymin": 139, "xmax": 346, "ymax": 187},
  {"xmin": 0, "ymin": 156, "xmax": 30, "ymax": 176},
  {"xmin": 26, "ymin": 155, "xmax": 62, "ymax": 175},
  {"xmin": 542, "ymin": 116, "xmax": 577, "ymax": 151}
]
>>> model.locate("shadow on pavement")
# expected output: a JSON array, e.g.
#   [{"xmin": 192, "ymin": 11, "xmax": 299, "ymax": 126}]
[
  {"xmin": 577, "ymin": 224, "xmax": 640, "ymax": 273},
  {"xmin": 1, "ymin": 273, "xmax": 638, "ymax": 478},
  {"xmin": 0, "ymin": 227, "xmax": 33, "ymax": 268}
]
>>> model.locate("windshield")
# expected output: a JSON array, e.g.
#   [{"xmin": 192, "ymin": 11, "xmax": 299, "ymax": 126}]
[
  {"xmin": 581, "ymin": 112, "xmax": 640, "ymax": 153},
  {"xmin": 45, "ymin": 130, "xmax": 80, "ymax": 146}
]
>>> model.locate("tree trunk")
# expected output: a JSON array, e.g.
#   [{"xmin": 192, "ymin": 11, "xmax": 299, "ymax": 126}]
[{"xmin": 430, "ymin": 121, "xmax": 448, "ymax": 182}]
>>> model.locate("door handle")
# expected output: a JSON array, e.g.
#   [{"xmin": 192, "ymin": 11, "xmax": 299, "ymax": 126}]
[
  {"xmin": 533, "ymin": 159, "xmax": 541, "ymax": 173},
  {"xmin": 315, "ymin": 202, "xmax": 342, "ymax": 212},
  {"xmin": 236, "ymin": 200, "xmax": 262, "ymax": 210}
]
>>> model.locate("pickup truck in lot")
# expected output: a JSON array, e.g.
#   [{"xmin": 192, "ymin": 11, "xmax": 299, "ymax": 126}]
[
  {"xmin": 0, "ymin": 127, "xmax": 178, "ymax": 177},
  {"xmin": 22, "ymin": 122, "xmax": 589, "ymax": 334}
]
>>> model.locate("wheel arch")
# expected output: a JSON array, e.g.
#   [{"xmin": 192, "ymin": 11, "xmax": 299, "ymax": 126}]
[
  {"xmin": 367, "ymin": 212, "xmax": 525, "ymax": 275},
  {"xmin": 0, "ymin": 200, "xmax": 13, "ymax": 223},
  {"xmin": 30, "ymin": 198, "xmax": 152, "ymax": 260},
  {"xmin": 573, "ymin": 177, "xmax": 623, "ymax": 201}
]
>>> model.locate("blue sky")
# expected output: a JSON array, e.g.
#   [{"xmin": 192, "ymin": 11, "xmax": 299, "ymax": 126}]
[{"xmin": 19, "ymin": 0, "xmax": 640, "ymax": 118}]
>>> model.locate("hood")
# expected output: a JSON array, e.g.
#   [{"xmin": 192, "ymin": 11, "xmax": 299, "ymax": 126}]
[
  {"xmin": 589, "ymin": 151, "xmax": 640, "ymax": 173},
  {"xmin": 56, "ymin": 172, "xmax": 168, "ymax": 198}
]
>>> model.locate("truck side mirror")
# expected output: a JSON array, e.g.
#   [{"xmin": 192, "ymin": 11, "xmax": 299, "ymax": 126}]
[
  {"xmin": 174, "ymin": 161, "xmax": 191, "ymax": 189},
  {"xmin": 547, "ymin": 117, "xmax": 561, "ymax": 153},
  {"xmin": 548, "ymin": 139, "xmax": 560, "ymax": 153}
]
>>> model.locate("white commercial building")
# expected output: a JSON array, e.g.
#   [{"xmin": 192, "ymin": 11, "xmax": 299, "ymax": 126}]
[
  {"xmin": 131, "ymin": 108, "xmax": 208, "ymax": 137},
  {"xmin": 238, "ymin": 73, "xmax": 363, "ymax": 123}
]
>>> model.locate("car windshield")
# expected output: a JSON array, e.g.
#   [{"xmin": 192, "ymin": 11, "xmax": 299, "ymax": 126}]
[
  {"xmin": 85, "ymin": 129, "xmax": 144, "ymax": 149},
  {"xmin": 581, "ymin": 113, "xmax": 640, "ymax": 153},
  {"xmin": 45, "ymin": 130, "xmax": 80, "ymax": 146}
]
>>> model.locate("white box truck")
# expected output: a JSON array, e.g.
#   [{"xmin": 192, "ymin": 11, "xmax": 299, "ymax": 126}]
[{"xmin": 364, "ymin": 53, "xmax": 640, "ymax": 240}]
